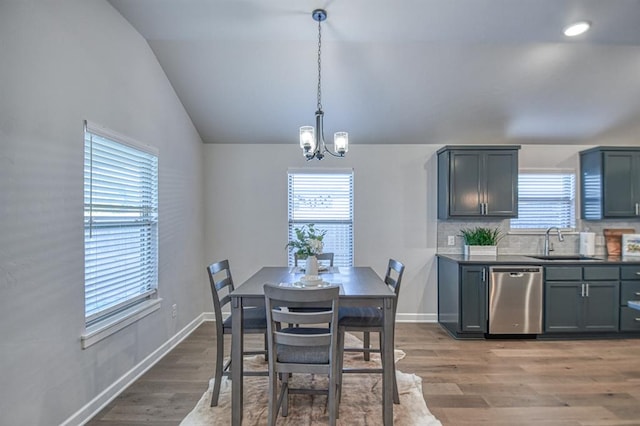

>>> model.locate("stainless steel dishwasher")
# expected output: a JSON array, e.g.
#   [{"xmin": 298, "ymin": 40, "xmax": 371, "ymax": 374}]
[{"xmin": 489, "ymin": 266, "xmax": 543, "ymax": 334}]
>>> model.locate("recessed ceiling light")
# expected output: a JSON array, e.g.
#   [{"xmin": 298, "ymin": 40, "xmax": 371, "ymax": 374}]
[{"xmin": 563, "ymin": 21, "xmax": 591, "ymax": 37}]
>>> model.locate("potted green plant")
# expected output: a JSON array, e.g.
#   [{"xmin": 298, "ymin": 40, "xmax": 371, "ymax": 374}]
[
  {"xmin": 459, "ymin": 226, "xmax": 502, "ymax": 256},
  {"xmin": 286, "ymin": 224, "xmax": 327, "ymax": 274}
]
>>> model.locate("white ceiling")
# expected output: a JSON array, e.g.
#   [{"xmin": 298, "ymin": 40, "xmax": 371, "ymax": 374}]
[{"xmin": 107, "ymin": 0, "xmax": 640, "ymax": 146}]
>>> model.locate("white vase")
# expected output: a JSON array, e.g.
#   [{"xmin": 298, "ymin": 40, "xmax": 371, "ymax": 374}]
[{"xmin": 305, "ymin": 255, "xmax": 319, "ymax": 275}]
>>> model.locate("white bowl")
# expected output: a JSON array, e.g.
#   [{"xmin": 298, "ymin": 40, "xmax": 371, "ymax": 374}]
[{"xmin": 300, "ymin": 275, "xmax": 323, "ymax": 286}]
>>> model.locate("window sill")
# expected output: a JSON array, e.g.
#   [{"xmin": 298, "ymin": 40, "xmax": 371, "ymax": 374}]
[
  {"xmin": 81, "ymin": 298, "xmax": 162, "ymax": 349},
  {"xmin": 508, "ymin": 229, "xmax": 578, "ymax": 236}
]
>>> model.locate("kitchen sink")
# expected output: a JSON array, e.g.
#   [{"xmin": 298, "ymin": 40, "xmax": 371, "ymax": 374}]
[{"xmin": 526, "ymin": 255, "xmax": 601, "ymax": 261}]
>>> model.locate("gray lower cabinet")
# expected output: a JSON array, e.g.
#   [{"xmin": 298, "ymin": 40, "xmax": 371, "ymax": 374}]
[
  {"xmin": 580, "ymin": 146, "xmax": 640, "ymax": 220},
  {"xmin": 437, "ymin": 257, "xmax": 487, "ymax": 337},
  {"xmin": 621, "ymin": 265, "xmax": 640, "ymax": 331},
  {"xmin": 545, "ymin": 266, "xmax": 619, "ymax": 333},
  {"xmin": 437, "ymin": 145, "xmax": 520, "ymax": 219}
]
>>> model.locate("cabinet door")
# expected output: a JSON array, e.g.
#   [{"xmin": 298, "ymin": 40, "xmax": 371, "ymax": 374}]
[
  {"xmin": 484, "ymin": 151, "xmax": 518, "ymax": 217},
  {"xmin": 545, "ymin": 282, "xmax": 582, "ymax": 332},
  {"xmin": 583, "ymin": 281, "xmax": 619, "ymax": 331},
  {"xmin": 603, "ymin": 152, "xmax": 637, "ymax": 217},
  {"xmin": 460, "ymin": 266, "xmax": 487, "ymax": 332},
  {"xmin": 449, "ymin": 151, "xmax": 483, "ymax": 216}
]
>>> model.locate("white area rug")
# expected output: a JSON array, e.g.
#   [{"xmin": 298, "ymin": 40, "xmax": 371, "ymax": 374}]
[{"xmin": 181, "ymin": 334, "xmax": 442, "ymax": 425}]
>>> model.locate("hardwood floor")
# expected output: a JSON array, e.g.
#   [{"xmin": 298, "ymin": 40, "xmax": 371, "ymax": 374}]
[{"xmin": 86, "ymin": 322, "xmax": 640, "ymax": 425}]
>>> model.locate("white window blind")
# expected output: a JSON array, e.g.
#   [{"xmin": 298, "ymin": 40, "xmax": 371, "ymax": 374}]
[
  {"xmin": 288, "ymin": 170, "xmax": 354, "ymax": 267},
  {"xmin": 510, "ymin": 172, "xmax": 576, "ymax": 230},
  {"xmin": 84, "ymin": 121, "xmax": 158, "ymax": 325}
]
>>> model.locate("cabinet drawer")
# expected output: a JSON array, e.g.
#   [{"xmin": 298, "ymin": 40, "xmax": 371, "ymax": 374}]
[
  {"xmin": 621, "ymin": 265, "xmax": 640, "ymax": 280},
  {"xmin": 583, "ymin": 266, "xmax": 619, "ymax": 280},
  {"xmin": 620, "ymin": 307, "xmax": 640, "ymax": 331},
  {"xmin": 621, "ymin": 281, "xmax": 640, "ymax": 305},
  {"xmin": 545, "ymin": 267, "xmax": 582, "ymax": 281}
]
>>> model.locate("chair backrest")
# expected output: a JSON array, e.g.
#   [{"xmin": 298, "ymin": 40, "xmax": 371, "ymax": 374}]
[
  {"xmin": 263, "ymin": 284, "xmax": 340, "ymax": 369},
  {"xmin": 294, "ymin": 252, "xmax": 334, "ymax": 267},
  {"xmin": 206, "ymin": 260, "xmax": 235, "ymax": 325},
  {"xmin": 385, "ymin": 258, "xmax": 405, "ymax": 312}
]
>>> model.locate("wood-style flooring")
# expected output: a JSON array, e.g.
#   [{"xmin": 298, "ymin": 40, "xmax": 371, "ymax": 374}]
[{"xmin": 86, "ymin": 322, "xmax": 640, "ymax": 426}]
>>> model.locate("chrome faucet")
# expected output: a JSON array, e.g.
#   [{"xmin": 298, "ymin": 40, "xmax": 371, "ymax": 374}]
[{"xmin": 544, "ymin": 227, "xmax": 564, "ymax": 255}]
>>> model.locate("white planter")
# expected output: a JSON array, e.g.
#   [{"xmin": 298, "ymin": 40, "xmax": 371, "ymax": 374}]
[{"xmin": 464, "ymin": 245, "xmax": 497, "ymax": 257}]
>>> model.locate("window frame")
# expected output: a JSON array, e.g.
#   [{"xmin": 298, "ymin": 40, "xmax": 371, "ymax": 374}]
[
  {"xmin": 287, "ymin": 168, "xmax": 354, "ymax": 267},
  {"xmin": 509, "ymin": 168, "xmax": 577, "ymax": 233},
  {"xmin": 81, "ymin": 121, "xmax": 160, "ymax": 348}
]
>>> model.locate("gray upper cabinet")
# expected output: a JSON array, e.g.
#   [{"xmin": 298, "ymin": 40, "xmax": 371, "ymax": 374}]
[
  {"xmin": 581, "ymin": 147, "xmax": 640, "ymax": 220},
  {"xmin": 438, "ymin": 145, "xmax": 520, "ymax": 219}
]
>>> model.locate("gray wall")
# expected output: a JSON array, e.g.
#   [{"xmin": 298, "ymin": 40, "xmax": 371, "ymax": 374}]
[
  {"xmin": 0, "ymin": 2, "xmax": 206, "ymax": 425},
  {"xmin": 203, "ymin": 144, "xmax": 441, "ymax": 323}
]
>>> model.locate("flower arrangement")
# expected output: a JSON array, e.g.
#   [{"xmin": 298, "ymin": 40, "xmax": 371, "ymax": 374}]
[{"xmin": 286, "ymin": 224, "xmax": 327, "ymax": 259}]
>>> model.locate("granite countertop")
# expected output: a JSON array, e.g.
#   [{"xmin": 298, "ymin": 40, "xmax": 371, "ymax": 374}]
[{"xmin": 436, "ymin": 253, "xmax": 640, "ymax": 265}]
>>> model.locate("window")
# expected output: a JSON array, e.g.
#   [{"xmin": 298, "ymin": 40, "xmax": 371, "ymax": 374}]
[
  {"xmin": 288, "ymin": 169, "xmax": 354, "ymax": 267},
  {"xmin": 510, "ymin": 171, "xmax": 576, "ymax": 230},
  {"xmin": 83, "ymin": 121, "xmax": 158, "ymax": 329}
]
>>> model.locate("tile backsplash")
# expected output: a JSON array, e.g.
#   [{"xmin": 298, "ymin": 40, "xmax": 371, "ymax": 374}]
[{"xmin": 437, "ymin": 219, "xmax": 639, "ymax": 256}]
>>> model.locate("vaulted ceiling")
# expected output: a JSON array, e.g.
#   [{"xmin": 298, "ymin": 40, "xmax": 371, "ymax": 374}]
[{"xmin": 108, "ymin": 0, "xmax": 640, "ymax": 146}]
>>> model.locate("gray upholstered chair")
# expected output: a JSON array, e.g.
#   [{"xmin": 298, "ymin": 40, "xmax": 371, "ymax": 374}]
[
  {"xmin": 206, "ymin": 260, "xmax": 268, "ymax": 407},
  {"xmin": 337, "ymin": 258, "xmax": 405, "ymax": 404},
  {"xmin": 294, "ymin": 252, "xmax": 334, "ymax": 267},
  {"xmin": 263, "ymin": 284, "xmax": 341, "ymax": 426}
]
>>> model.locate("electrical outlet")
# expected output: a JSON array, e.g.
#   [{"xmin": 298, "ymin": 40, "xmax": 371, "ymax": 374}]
[
  {"xmin": 447, "ymin": 235, "xmax": 456, "ymax": 246},
  {"xmin": 171, "ymin": 304, "xmax": 177, "ymax": 318}
]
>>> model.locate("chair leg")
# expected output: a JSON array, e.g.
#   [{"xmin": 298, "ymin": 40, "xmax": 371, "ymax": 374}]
[
  {"xmin": 267, "ymin": 365, "xmax": 278, "ymax": 426},
  {"xmin": 329, "ymin": 366, "xmax": 338, "ymax": 426},
  {"xmin": 336, "ymin": 328, "xmax": 345, "ymax": 405},
  {"xmin": 363, "ymin": 331, "xmax": 371, "ymax": 361},
  {"xmin": 210, "ymin": 333, "xmax": 225, "ymax": 407},
  {"xmin": 281, "ymin": 373, "xmax": 290, "ymax": 417},
  {"xmin": 263, "ymin": 332, "xmax": 269, "ymax": 362}
]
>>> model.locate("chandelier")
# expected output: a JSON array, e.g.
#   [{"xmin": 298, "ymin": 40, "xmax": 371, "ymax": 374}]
[{"xmin": 299, "ymin": 9, "xmax": 348, "ymax": 161}]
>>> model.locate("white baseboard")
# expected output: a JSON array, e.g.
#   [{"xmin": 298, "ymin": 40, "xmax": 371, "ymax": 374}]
[
  {"xmin": 63, "ymin": 313, "xmax": 206, "ymax": 426},
  {"xmin": 396, "ymin": 313, "xmax": 438, "ymax": 323}
]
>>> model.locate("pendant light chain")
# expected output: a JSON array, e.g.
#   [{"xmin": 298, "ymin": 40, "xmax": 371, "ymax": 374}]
[
  {"xmin": 316, "ymin": 18, "xmax": 323, "ymax": 112},
  {"xmin": 299, "ymin": 8, "xmax": 348, "ymax": 160}
]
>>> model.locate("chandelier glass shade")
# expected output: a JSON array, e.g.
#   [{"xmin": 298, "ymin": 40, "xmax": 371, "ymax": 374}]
[{"xmin": 299, "ymin": 9, "xmax": 348, "ymax": 161}]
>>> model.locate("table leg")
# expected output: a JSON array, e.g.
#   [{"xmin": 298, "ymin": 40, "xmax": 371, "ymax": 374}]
[
  {"xmin": 231, "ymin": 297, "xmax": 244, "ymax": 426},
  {"xmin": 382, "ymin": 297, "xmax": 394, "ymax": 425}
]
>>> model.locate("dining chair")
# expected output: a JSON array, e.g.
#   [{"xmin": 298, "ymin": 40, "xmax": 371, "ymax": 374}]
[
  {"xmin": 206, "ymin": 259, "xmax": 268, "ymax": 407},
  {"xmin": 337, "ymin": 258, "xmax": 405, "ymax": 404},
  {"xmin": 263, "ymin": 284, "xmax": 341, "ymax": 426},
  {"xmin": 294, "ymin": 252, "xmax": 334, "ymax": 267}
]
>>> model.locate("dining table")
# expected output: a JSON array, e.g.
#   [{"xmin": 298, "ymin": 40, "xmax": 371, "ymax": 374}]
[{"xmin": 230, "ymin": 266, "xmax": 396, "ymax": 425}]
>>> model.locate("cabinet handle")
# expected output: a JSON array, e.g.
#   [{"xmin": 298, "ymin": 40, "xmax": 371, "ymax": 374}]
[
  {"xmin": 585, "ymin": 283, "xmax": 589, "ymax": 297},
  {"xmin": 484, "ymin": 203, "xmax": 487, "ymax": 215},
  {"xmin": 635, "ymin": 292, "xmax": 640, "ymax": 296},
  {"xmin": 636, "ymin": 202, "xmax": 639, "ymax": 216},
  {"xmin": 635, "ymin": 318, "xmax": 640, "ymax": 322},
  {"xmin": 482, "ymin": 268, "xmax": 486, "ymax": 282},
  {"xmin": 581, "ymin": 283, "xmax": 585, "ymax": 297},
  {"xmin": 635, "ymin": 272, "xmax": 640, "ymax": 276}
]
